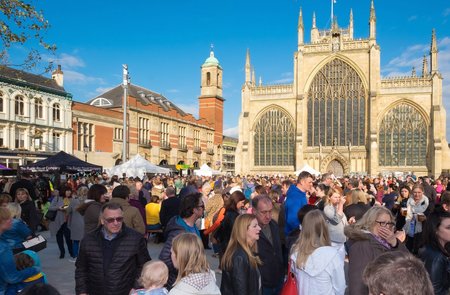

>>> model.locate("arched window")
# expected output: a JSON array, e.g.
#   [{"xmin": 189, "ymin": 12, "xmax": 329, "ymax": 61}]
[
  {"xmin": 206, "ymin": 72, "xmax": 211, "ymax": 86},
  {"xmin": 0, "ymin": 91, "xmax": 3, "ymax": 113},
  {"xmin": 379, "ymin": 104, "xmax": 427, "ymax": 166},
  {"xmin": 254, "ymin": 108, "xmax": 295, "ymax": 166},
  {"xmin": 35, "ymin": 98, "xmax": 43, "ymax": 119},
  {"xmin": 307, "ymin": 59, "xmax": 367, "ymax": 147},
  {"xmin": 15, "ymin": 95, "xmax": 24, "ymax": 116},
  {"xmin": 53, "ymin": 103, "xmax": 60, "ymax": 121}
]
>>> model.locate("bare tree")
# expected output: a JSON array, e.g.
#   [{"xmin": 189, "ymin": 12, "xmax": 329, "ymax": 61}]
[{"xmin": 0, "ymin": 0, "xmax": 56, "ymax": 72}]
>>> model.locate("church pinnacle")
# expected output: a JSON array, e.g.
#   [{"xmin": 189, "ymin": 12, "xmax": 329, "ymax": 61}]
[
  {"xmin": 245, "ymin": 48, "xmax": 251, "ymax": 83},
  {"xmin": 430, "ymin": 29, "xmax": 438, "ymax": 74},
  {"xmin": 298, "ymin": 8, "xmax": 304, "ymax": 47},
  {"xmin": 422, "ymin": 55, "xmax": 429, "ymax": 77},
  {"xmin": 369, "ymin": 0, "xmax": 376, "ymax": 40}
]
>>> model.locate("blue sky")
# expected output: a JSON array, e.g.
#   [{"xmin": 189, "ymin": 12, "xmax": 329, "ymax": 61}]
[{"xmin": 12, "ymin": 0, "xmax": 450, "ymax": 139}]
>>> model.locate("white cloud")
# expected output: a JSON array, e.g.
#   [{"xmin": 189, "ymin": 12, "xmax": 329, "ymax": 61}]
[
  {"xmin": 176, "ymin": 103, "xmax": 199, "ymax": 118},
  {"xmin": 270, "ymin": 72, "xmax": 294, "ymax": 84},
  {"xmin": 64, "ymin": 70, "xmax": 105, "ymax": 85},
  {"xmin": 223, "ymin": 126, "xmax": 239, "ymax": 138},
  {"xmin": 408, "ymin": 15, "xmax": 417, "ymax": 22},
  {"xmin": 444, "ymin": 8, "xmax": 450, "ymax": 17},
  {"xmin": 44, "ymin": 52, "xmax": 85, "ymax": 69}
]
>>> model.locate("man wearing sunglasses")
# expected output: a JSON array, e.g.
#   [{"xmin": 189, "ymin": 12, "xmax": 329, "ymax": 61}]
[{"xmin": 75, "ymin": 202, "xmax": 151, "ymax": 295}]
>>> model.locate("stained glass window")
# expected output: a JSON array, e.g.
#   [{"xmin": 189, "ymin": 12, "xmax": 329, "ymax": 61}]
[
  {"xmin": 378, "ymin": 104, "xmax": 427, "ymax": 166},
  {"xmin": 307, "ymin": 59, "xmax": 366, "ymax": 146},
  {"xmin": 254, "ymin": 108, "xmax": 295, "ymax": 166}
]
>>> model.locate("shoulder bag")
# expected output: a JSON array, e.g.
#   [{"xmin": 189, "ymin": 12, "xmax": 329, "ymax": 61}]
[{"xmin": 280, "ymin": 260, "xmax": 298, "ymax": 295}]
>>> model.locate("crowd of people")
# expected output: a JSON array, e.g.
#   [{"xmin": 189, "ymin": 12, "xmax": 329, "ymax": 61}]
[{"xmin": 0, "ymin": 170, "xmax": 449, "ymax": 295}]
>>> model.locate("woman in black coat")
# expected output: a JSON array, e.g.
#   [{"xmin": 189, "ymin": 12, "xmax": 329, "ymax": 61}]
[
  {"xmin": 420, "ymin": 210, "xmax": 450, "ymax": 295},
  {"xmin": 216, "ymin": 190, "xmax": 245, "ymax": 258},
  {"xmin": 220, "ymin": 214, "xmax": 262, "ymax": 295},
  {"xmin": 15, "ymin": 188, "xmax": 40, "ymax": 233}
]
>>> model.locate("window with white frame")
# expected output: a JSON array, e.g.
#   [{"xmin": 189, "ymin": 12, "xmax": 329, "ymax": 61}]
[
  {"xmin": 15, "ymin": 96, "xmax": 24, "ymax": 116},
  {"xmin": 0, "ymin": 129, "xmax": 4, "ymax": 147},
  {"xmin": 15, "ymin": 129, "xmax": 25, "ymax": 149},
  {"xmin": 114, "ymin": 128, "xmax": 123, "ymax": 140},
  {"xmin": 35, "ymin": 98, "xmax": 43, "ymax": 119},
  {"xmin": 139, "ymin": 117, "xmax": 150, "ymax": 145},
  {"xmin": 178, "ymin": 126, "xmax": 186, "ymax": 149},
  {"xmin": 160, "ymin": 122, "xmax": 169, "ymax": 148},
  {"xmin": 53, "ymin": 103, "xmax": 61, "ymax": 121},
  {"xmin": 194, "ymin": 130, "xmax": 200, "ymax": 148},
  {"xmin": 77, "ymin": 122, "xmax": 94, "ymax": 151},
  {"xmin": 52, "ymin": 133, "xmax": 61, "ymax": 151}
]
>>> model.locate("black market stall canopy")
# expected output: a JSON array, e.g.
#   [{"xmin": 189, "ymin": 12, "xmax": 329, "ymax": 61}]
[{"xmin": 20, "ymin": 151, "xmax": 102, "ymax": 173}]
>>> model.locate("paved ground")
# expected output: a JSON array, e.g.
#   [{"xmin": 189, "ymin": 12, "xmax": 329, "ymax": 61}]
[{"xmin": 38, "ymin": 231, "xmax": 221, "ymax": 294}]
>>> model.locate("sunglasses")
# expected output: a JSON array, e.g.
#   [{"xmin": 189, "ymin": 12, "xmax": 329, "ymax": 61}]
[{"xmin": 104, "ymin": 217, "xmax": 124, "ymax": 224}]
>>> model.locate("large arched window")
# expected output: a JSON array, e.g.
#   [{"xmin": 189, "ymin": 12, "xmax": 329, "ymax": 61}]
[
  {"xmin": 307, "ymin": 59, "xmax": 367, "ymax": 147},
  {"xmin": 254, "ymin": 108, "xmax": 295, "ymax": 166},
  {"xmin": 379, "ymin": 104, "xmax": 427, "ymax": 166}
]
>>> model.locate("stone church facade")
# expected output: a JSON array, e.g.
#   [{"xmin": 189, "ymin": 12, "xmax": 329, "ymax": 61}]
[{"xmin": 236, "ymin": 1, "xmax": 450, "ymax": 177}]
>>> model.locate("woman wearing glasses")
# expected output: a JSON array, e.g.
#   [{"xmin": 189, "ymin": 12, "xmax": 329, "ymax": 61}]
[{"xmin": 345, "ymin": 206, "xmax": 407, "ymax": 295}]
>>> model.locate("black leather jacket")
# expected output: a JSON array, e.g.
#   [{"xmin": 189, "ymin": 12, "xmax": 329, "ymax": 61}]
[
  {"xmin": 220, "ymin": 246, "xmax": 262, "ymax": 295},
  {"xmin": 420, "ymin": 245, "xmax": 450, "ymax": 295}
]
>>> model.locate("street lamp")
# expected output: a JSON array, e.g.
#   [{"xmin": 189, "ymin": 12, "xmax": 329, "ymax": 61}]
[{"xmin": 83, "ymin": 143, "xmax": 89, "ymax": 162}]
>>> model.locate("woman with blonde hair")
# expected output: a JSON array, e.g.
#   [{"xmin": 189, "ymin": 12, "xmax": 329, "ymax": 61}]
[
  {"xmin": 15, "ymin": 188, "xmax": 40, "ymax": 233},
  {"xmin": 220, "ymin": 214, "xmax": 262, "ymax": 295},
  {"xmin": 344, "ymin": 189, "xmax": 371, "ymax": 223},
  {"xmin": 169, "ymin": 233, "xmax": 220, "ymax": 295},
  {"xmin": 345, "ymin": 206, "xmax": 408, "ymax": 295},
  {"xmin": 323, "ymin": 187, "xmax": 348, "ymax": 246},
  {"xmin": 0, "ymin": 202, "xmax": 31, "ymax": 252},
  {"xmin": 290, "ymin": 209, "xmax": 346, "ymax": 295}
]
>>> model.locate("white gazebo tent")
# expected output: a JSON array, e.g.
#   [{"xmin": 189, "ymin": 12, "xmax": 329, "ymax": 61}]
[
  {"xmin": 107, "ymin": 154, "xmax": 170, "ymax": 178},
  {"xmin": 294, "ymin": 164, "xmax": 321, "ymax": 177},
  {"xmin": 194, "ymin": 163, "xmax": 222, "ymax": 177}
]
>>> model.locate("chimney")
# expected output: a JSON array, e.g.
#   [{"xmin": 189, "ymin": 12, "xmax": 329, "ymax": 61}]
[{"xmin": 52, "ymin": 65, "xmax": 64, "ymax": 87}]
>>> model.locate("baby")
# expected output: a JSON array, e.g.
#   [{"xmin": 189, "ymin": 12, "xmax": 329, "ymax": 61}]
[{"xmin": 131, "ymin": 260, "xmax": 168, "ymax": 295}]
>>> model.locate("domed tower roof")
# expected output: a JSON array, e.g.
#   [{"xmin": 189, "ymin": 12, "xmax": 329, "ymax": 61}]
[{"xmin": 202, "ymin": 49, "xmax": 221, "ymax": 68}]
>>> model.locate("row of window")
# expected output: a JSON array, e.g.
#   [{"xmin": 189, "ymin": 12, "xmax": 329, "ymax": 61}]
[
  {"xmin": 0, "ymin": 129, "xmax": 61, "ymax": 150},
  {"xmin": 0, "ymin": 93, "xmax": 62, "ymax": 121}
]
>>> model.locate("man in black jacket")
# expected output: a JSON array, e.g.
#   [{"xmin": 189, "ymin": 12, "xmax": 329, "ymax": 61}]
[
  {"xmin": 252, "ymin": 195, "xmax": 284, "ymax": 295},
  {"xmin": 75, "ymin": 202, "xmax": 151, "ymax": 295},
  {"xmin": 159, "ymin": 192, "xmax": 204, "ymax": 289}
]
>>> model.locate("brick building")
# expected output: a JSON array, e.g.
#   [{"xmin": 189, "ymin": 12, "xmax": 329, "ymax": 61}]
[{"xmin": 72, "ymin": 50, "xmax": 224, "ymax": 170}]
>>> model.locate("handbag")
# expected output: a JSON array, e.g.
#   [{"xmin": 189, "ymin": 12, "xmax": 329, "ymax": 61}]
[
  {"xmin": 45, "ymin": 209, "xmax": 57, "ymax": 221},
  {"xmin": 280, "ymin": 260, "xmax": 298, "ymax": 295},
  {"xmin": 21, "ymin": 235, "xmax": 47, "ymax": 252}
]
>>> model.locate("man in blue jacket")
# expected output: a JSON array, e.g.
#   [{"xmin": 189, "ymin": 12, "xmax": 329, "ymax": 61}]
[{"xmin": 284, "ymin": 171, "xmax": 313, "ymax": 235}]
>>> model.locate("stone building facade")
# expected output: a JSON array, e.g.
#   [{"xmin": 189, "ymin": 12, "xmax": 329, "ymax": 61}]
[
  {"xmin": 0, "ymin": 66, "xmax": 72, "ymax": 168},
  {"xmin": 73, "ymin": 50, "xmax": 224, "ymax": 170},
  {"xmin": 236, "ymin": 1, "xmax": 450, "ymax": 177}
]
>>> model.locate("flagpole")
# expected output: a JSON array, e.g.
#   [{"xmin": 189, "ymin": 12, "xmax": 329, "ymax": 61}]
[{"xmin": 331, "ymin": 0, "xmax": 334, "ymax": 26}]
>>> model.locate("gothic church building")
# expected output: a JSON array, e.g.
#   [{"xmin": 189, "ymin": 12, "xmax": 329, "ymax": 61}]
[{"xmin": 236, "ymin": 1, "xmax": 450, "ymax": 177}]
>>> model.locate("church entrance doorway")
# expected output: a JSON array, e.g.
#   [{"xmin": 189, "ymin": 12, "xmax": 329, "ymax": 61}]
[{"xmin": 327, "ymin": 160, "xmax": 344, "ymax": 177}]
